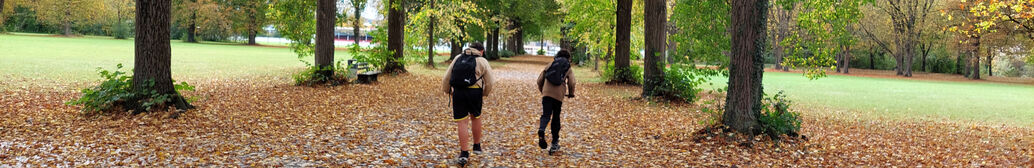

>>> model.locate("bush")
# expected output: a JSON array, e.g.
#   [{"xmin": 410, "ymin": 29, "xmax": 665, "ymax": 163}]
[
  {"xmin": 499, "ymin": 50, "xmax": 516, "ymax": 58},
  {"xmin": 654, "ymin": 65, "xmax": 723, "ymax": 102},
  {"xmin": 537, "ymin": 49, "xmax": 546, "ymax": 55},
  {"xmin": 67, "ymin": 64, "xmax": 196, "ymax": 114},
  {"xmin": 758, "ymin": 91, "xmax": 802, "ymax": 140},
  {"xmin": 292, "ymin": 61, "xmax": 351, "ymax": 86},
  {"xmin": 602, "ymin": 64, "xmax": 643, "ymax": 84}
]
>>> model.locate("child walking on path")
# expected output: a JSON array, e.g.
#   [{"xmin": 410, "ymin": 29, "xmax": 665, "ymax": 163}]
[
  {"xmin": 535, "ymin": 50, "xmax": 576, "ymax": 155},
  {"xmin": 442, "ymin": 43, "xmax": 494, "ymax": 165}
]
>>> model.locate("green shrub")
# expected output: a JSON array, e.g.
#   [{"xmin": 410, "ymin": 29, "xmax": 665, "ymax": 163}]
[
  {"xmin": 602, "ymin": 64, "xmax": 643, "ymax": 84},
  {"xmin": 499, "ymin": 50, "xmax": 516, "ymax": 58},
  {"xmin": 758, "ymin": 91, "xmax": 802, "ymax": 140},
  {"xmin": 292, "ymin": 61, "xmax": 351, "ymax": 86},
  {"xmin": 654, "ymin": 65, "xmax": 723, "ymax": 102},
  {"xmin": 699, "ymin": 88, "xmax": 727, "ymax": 126},
  {"xmin": 537, "ymin": 49, "xmax": 545, "ymax": 55},
  {"xmin": 67, "ymin": 64, "xmax": 196, "ymax": 114}
]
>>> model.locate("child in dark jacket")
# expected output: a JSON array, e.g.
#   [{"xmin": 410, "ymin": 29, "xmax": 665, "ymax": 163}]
[{"xmin": 535, "ymin": 50, "xmax": 576, "ymax": 155}]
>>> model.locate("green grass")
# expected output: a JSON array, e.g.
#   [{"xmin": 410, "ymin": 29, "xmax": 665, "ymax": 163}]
[
  {"xmin": 703, "ymin": 72, "xmax": 1034, "ymax": 127},
  {"xmin": 0, "ymin": 33, "xmax": 353, "ymax": 84}
]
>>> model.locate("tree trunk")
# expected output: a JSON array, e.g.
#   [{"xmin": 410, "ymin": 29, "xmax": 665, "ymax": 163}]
[
  {"xmin": 247, "ymin": 10, "xmax": 258, "ymax": 45},
  {"xmin": 383, "ymin": 0, "xmax": 406, "ymax": 73},
  {"xmin": 248, "ymin": 30, "xmax": 257, "ymax": 45},
  {"xmin": 970, "ymin": 36, "xmax": 981, "ymax": 80},
  {"xmin": 843, "ymin": 45, "xmax": 850, "ymax": 74},
  {"xmin": 869, "ymin": 50, "xmax": 875, "ymax": 69},
  {"xmin": 515, "ymin": 24, "xmax": 524, "ymax": 54},
  {"xmin": 987, "ymin": 49, "xmax": 992, "ymax": 76},
  {"xmin": 489, "ymin": 23, "xmax": 500, "ymax": 59},
  {"xmin": 426, "ymin": 1, "xmax": 436, "ymax": 68},
  {"xmin": 613, "ymin": 0, "xmax": 633, "ymax": 83},
  {"xmin": 354, "ymin": 3, "xmax": 363, "ymax": 46},
  {"xmin": 134, "ymin": 0, "xmax": 193, "ymax": 112},
  {"xmin": 315, "ymin": 0, "xmax": 336, "ymax": 78},
  {"xmin": 63, "ymin": 5, "xmax": 72, "ymax": 36},
  {"xmin": 186, "ymin": 0, "xmax": 197, "ymax": 43},
  {"xmin": 956, "ymin": 50, "xmax": 963, "ymax": 75},
  {"xmin": 450, "ymin": 39, "xmax": 461, "ymax": 59},
  {"xmin": 642, "ymin": 0, "xmax": 666, "ymax": 97},
  {"xmin": 723, "ymin": 0, "xmax": 767, "ymax": 135}
]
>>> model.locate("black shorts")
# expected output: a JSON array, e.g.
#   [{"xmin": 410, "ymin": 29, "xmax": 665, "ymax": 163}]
[{"xmin": 452, "ymin": 88, "xmax": 484, "ymax": 121}]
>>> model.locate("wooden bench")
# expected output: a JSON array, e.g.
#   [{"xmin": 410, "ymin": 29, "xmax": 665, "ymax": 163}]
[{"xmin": 348, "ymin": 59, "xmax": 380, "ymax": 84}]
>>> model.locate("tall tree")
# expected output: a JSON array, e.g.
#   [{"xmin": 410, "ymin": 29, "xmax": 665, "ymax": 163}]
[
  {"xmin": 134, "ymin": 0, "xmax": 193, "ymax": 111},
  {"xmin": 723, "ymin": 0, "xmax": 767, "ymax": 134},
  {"xmin": 268, "ymin": 0, "xmax": 316, "ymax": 58},
  {"xmin": 383, "ymin": 0, "xmax": 406, "ymax": 73},
  {"xmin": 231, "ymin": 0, "xmax": 268, "ymax": 45},
  {"xmin": 31, "ymin": 0, "xmax": 105, "ymax": 36},
  {"xmin": 350, "ymin": 0, "xmax": 369, "ymax": 46},
  {"xmin": 315, "ymin": 0, "xmax": 335, "ymax": 77},
  {"xmin": 425, "ymin": 0, "xmax": 435, "ymax": 67},
  {"xmin": 642, "ymin": 0, "xmax": 666, "ymax": 96},
  {"xmin": 613, "ymin": 0, "xmax": 633, "ymax": 83},
  {"xmin": 107, "ymin": 0, "xmax": 135, "ymax": 39}
]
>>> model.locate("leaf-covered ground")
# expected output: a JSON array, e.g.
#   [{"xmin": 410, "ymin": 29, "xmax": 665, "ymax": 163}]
[{"xmin": 1, "ymin": 56, "xmax": 1032, "ymax": 167}]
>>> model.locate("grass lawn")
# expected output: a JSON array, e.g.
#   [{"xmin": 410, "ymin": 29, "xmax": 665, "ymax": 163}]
[
  {"xmin": 0, "ymin": 33, "xmax": 354, "ymax": 85},
  {"xmin": 703, "ymin": 72, "xmax": 1034, "ymax": 127}
]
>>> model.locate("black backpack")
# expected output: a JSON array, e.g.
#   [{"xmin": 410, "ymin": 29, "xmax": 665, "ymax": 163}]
[
  {"xmin": 449, "ymin": 54, "xmax": 481, "ymax": 88},
  {"xmin": 545, "ymin": 57, "xmax": 570, "ymax": 85}
]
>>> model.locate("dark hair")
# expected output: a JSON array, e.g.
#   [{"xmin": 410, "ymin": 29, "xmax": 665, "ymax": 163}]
[
  {"xmin": 469, "ymin": 43, "xmax": 485, "ymax": 51},
  {"xmin": 555, "ymin": 50, "xmax": 571, "ymax": 59}
]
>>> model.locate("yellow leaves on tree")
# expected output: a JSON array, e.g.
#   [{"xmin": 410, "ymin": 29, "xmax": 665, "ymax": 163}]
[{"xmin": 30, "ymin": 0, "xmax": 106, "ymax": 36}]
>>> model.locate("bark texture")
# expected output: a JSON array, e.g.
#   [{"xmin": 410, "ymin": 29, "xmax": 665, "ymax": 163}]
[
  {"xmin": 642, "ymin": 0, "xmax": 666, "ymax": 97},
  {"xmin": 315, "ymin": 0, "xmax": 336, "ymax": 78},
  {"xmin": 383, "ymin": 0, "xmax": 406, "ymax": 73},
  {"xmin": 134, "ymin": 0, "xmax": 193, "ymax": 112},
  {"xmin": 612, "ymin": 0, "xmax": 633, "ymax": 83},
  {"xmin": 723, "ymin": 0, "xmax": 768, "ymax": 135}
]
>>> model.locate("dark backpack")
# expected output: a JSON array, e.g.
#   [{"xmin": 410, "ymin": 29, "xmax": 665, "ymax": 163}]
[
  {"xmin": 545, "ymin": 57, "xmax": 570, "ymax": 85},
  {"xmin": 449, "ymin": 54, "xmax": 481, "ymax": 88}
]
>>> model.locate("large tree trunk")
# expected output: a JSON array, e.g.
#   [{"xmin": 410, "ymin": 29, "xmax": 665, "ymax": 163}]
[
  {"xmin": 426, "ymin": 1, "xmax": 435, "ymax": 68},
  {"xmin": 315, "ymin": 0, "xmax": 336, "ymax": 78},
  {"xmin": 613, "ymin": 0, "xmax": 633, "ymax": 83},
  {"xmin": 383, "ymin": 0, "xmax": 406, "ymax": 73},
  {"xmin": 723, "ymin": 0, "xmax": 767, "ymax": 135},
  {"xmin": 134, "ymin": 0, "xmax": 193, "ymax": 112},
  {"xmin": 642, "ymin": 0, "xmax": 666, "ymax": 97},
  {"xmin": 353, "ymin": 3, "xmax": 363, "ymax": 46}
]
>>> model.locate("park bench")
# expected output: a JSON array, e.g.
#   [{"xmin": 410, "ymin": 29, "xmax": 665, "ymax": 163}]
[{"xmin": 347, "ymin": 60, "xmax": 380, "ymax": 84}]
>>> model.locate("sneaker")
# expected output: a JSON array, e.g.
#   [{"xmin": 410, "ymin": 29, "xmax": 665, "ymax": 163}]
[
  {"xmin": 537, "ymin": 130, "xmax": 547, "ymax": 149},
  {"xmin": 472, "ymin": 144, "xmax": 483, "ymax": 154},
  {"xmin": 548, "ymin": 143, "xmax": 560, "ymax": 155},
  {"xmin": 457, "ymin": 151, "xmax": 470, "ymax": 166}
]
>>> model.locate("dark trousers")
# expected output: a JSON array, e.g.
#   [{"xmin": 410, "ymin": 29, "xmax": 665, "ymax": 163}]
[{"xmin": 538, "ymin": 97, "xmax": 562, "ymax": 143}]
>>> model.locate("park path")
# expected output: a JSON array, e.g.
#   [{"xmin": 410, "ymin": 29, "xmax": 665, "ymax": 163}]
[{"xmin": 1, "ymin": 55, "xmax": 1031, "ymax": 167}]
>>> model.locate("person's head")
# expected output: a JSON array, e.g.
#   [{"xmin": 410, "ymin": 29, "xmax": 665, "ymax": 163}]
[
  {"xmin": 469, "ymin": 43, "xmax": 485, "ymax": 52},
  {"xmin": 555, "ymin": 50, "xmax": 571, "ymax": 59}
]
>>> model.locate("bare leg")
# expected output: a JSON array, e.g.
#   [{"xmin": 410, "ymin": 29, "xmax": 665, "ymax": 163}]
[
  {"xmin": 471, "ymin": 117, "xmax": 483, "ymax": 144},
  {"xmin": 457, "ymin": 119, "xmax": 471, "ymax": 151}
]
